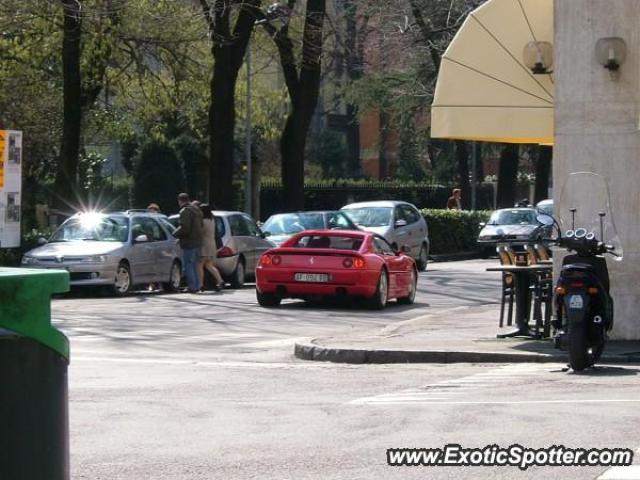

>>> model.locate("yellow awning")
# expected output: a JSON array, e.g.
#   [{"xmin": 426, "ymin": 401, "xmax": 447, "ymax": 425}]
[{"xmin": 431, "ymin": 0, "xmax": 554, "ymax": 145}]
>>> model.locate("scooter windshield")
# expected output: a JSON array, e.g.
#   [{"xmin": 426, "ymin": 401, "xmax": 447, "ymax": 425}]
[{"xmin": 556, "ymin": 172, "xmax": 624, "ymax": 261}]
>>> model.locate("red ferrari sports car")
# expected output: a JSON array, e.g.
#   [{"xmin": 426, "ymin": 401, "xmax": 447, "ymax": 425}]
[{"xmin": 255, "ymin": 230, "xmax": 418, "ymax": 309}]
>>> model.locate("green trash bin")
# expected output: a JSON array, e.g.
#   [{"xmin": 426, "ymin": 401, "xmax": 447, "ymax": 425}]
[{"xmin": 0, "ymin": 268, "xmax": 70, "ymax": 480}]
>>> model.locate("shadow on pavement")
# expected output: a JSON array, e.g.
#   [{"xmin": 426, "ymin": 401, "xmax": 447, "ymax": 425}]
[
  {"xmin": 277, "ymin": 298, "xmax": 429, "ymax": 313},
  {"xmin": 571, "ymin": 365, "xmax": 640, "ymax": 377}
]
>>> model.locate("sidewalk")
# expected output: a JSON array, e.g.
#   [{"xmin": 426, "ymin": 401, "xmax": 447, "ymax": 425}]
[{"xmin": 294, "ymin": 304, "xmax": 640, "ymax": 364}]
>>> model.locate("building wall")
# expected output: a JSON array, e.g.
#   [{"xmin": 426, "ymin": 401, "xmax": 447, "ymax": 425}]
[{"xmin": 555, "ymin": 0, "xmax": 640, "ymax": 339}]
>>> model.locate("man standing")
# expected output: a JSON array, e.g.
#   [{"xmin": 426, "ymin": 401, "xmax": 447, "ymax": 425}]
[
  {"xmin": 174, "ymin": 193, "xmax": 203, "ymax": 293},
  {"xmin": 447, "ymin": 188, "xmax": 462, "ymax": 210}
]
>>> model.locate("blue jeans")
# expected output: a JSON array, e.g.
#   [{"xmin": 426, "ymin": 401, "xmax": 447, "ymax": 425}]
[{"xmin": 182, "ymin": 248, "xmax": 199, "ymax": 291}]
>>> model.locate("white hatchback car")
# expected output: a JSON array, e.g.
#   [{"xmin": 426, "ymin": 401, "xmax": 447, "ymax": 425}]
[{"xmin": 341, "ymin": 201, "xmax": 430, "ymax": 270}]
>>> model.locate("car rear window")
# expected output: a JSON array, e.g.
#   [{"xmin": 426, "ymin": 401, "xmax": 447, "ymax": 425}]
[
  {"xmin": 215, "ymin": 216, "xmax": 225, "ymax": 239},
  {"xmin": 263, "ymin": 213, "xmax": 324, "ymax": 235},
  {"xmin": 292, "ymin": 235, "xmax": 363, "ymax": 251},
  {"xmin": 342, "ymin": 207, "xmax": 392, "ymax": 227}
]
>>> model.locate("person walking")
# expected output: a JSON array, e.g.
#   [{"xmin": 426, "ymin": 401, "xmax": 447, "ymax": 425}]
[
  {"xmin": 447, "ymin": 188, "xmax": 462, "ymax": 210},
  {"xmin": 198, "ymin": 203, "xmax": 224, "ymax": 292},
  {"xmin": 173, "ymin": 193, "xmax": 203, "ymax": 293}
]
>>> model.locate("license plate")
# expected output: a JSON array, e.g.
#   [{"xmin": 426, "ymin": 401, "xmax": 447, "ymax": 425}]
[
  {"xmin": 569, "ymin": 294, "xmax": 584, "ymax": 310},
  {"xmin": 295, "ymin": 273, "xmax": 329, "ymax": 283}
]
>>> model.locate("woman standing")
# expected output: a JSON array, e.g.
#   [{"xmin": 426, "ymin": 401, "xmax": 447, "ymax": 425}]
[{"xmin": 198, "ymin": 204, "xmax": 225, "ymax": 291}]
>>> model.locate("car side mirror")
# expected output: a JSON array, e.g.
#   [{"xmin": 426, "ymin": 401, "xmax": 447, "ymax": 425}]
[
  {"xmin": 134, "ymin": 234, "xmax": 149, "ymax": 243},
  {"xmin": 262, "ymin": 231, "xmax": 271, "ymax": 238},
  {"xmin": 37, "ymin": 237, "xmax": 48, "ymax": 246},
  {"xmin": 479, "ymin": 222, "xmax": 486, "ymax": 228},
  {"xmin": 395, "ymin": 219, "xmax": 408, "ymax": 228},
  {"xmin": 536, "ymin": 214, "xmax": 554, "ymax": 226}
]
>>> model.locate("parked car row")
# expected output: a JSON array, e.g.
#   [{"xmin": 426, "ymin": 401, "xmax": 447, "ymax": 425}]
[
  {"xmin": 21, "ymin": 200, "xmax": 431, "ymax": 297},
  {"xmin": 261, "ymin": 201, "xmax": 430, "ymax": 270}
]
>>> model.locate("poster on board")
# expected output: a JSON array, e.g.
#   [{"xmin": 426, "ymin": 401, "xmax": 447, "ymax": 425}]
[{"xmin": 0, "ymin": 130, "xmax": 22, "ymax": 248}]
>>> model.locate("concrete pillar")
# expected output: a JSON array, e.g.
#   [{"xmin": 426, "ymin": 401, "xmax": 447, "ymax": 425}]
[{"xmin": 555, "ymin": 0, "xmax": 640, "ymax": 339}]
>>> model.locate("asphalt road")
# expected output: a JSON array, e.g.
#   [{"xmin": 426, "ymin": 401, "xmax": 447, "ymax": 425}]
[
  {"xmin": 51, "ymin": 260, "xmax": 640, "ymax": 480},
  {"xmin": 54, "ymin": 260, "xmax": 502, "ymax": 363}
]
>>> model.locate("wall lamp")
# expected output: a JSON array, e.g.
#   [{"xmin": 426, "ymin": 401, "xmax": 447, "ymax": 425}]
[
  {"xmin": 523, "ymin": 41, "xmax": 554, "ymax": 74},
  {"xmin": 595, "ymin": 37, "xmax": 626, "ymax": 80}
]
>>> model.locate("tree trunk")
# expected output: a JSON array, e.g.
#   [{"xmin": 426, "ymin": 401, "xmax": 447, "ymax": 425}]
[
  {"xmin": 281, "ymin": 111, "xmax": 306, "ymax": 210},
  {"xmin": 534, "ymin": 146, "xmax": 552, "ymax": 203},
  {"xmin": 496, "ymin": 144, "xmax": 519, "ymax": 208},
  {"xmin": 345, "ymin": 103, "xmax": 361, "ymax": 177},
  {"xmin": 474, "ymin": 141, "xmax": 484, "ymax": 182},
  {"xmin": 201, "ymin": 0, "xmax": 258, "ymax": 209},
  {"xmin": 55, "ymin": 0, "xmax": 83, "ymax": 212},
  {"xmin": 344, "ymin": 0, "xmax": 361, "ymax": 176},
  {"xmin": 80, "ymin": 0, "xmax": 119, "ymax": 110},
  {"xmin": 455, "ymin": 141, "xmax": 471, "ymax": 210},
  {"xmin": 209, "ymin": 53, "xmax": 236, "ymax": 209},
  {"xmin": 278, "ymin": 0, "xmax": 326, "ymax": 211}
]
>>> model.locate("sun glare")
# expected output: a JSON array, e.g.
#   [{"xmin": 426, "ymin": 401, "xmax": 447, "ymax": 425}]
[{"xmin": 79, "ymin": 211, "xmax": 103, "ymax": 229}]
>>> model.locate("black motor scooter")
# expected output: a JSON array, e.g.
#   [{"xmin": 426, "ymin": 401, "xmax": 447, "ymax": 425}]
[
  {"xmin": 538, "ymin": 172, "xmax": 622, "ymax": 371},
  {"xmin": 551, "ymin": 220, "xmax": 617, "ymax": 371}
]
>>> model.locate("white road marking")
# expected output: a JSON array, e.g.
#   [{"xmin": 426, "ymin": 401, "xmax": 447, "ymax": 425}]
[
  {"xmin": 349, "ymin": 363, "xmax": 594, "ymax": 405},
  {"xmin": 597, "ymin": 466, "xmax": 640, "ymax": 480},
  {"xmin": 72, "ymin": 354, "xmax": 360, "ymax": 370},
  {"xmin": 352, "ymin": 399, "xmax": 640, "ymax": 406}
]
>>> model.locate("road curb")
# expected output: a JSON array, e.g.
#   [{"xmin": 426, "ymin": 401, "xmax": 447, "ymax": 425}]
[{"xmin": 294, "ymin": 339, "xmax": 640, "ymax": 365}]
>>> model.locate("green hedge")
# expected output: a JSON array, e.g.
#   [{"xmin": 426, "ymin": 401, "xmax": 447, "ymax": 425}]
[
  {"xmin": 422, "ymin": 209, "xmax": 491, "ymax": 255},
  {"xmin": 260, "ymin": 180, "xmax": 495, "ymax": 221}
]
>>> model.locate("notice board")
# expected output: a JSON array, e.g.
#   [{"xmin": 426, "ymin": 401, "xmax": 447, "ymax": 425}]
[{"xmin": 0, "ymin": 130, "xmax": 22, "ymax": 248}]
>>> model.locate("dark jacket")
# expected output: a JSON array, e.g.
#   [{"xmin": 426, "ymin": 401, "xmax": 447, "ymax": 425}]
[{"xmin": 174, "ymin": 204, "xmax": 203, "ymax": 249}]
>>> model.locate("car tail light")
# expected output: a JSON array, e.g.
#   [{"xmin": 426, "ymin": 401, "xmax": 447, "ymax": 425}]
[
  {"xmin": 588, "ymin": 287, "xmax": 599, "ymax": 295},
  {"xmin": 342, "ymin": 258, "xmax": 353, "ymax": 268},
  {"xmin": 353, "ymin": 258, "xmax": 365, "ymax": 269},
  {"xmin": 570, "ymin": 282, "xmax": 585, "ymax": 288},
  {"xmin": 555, "ymin": 286, "xmax": 566, "ymax": 295},
  {"xmin": 259, "ymin": 255, "xmax": 272, "ymax": 266},
  {"xmin": 218, "ymin": 246, "xmax": 235, "ymax": 258},
  {"xmin": 272, "ymin": 255, "xmax": 282, "ymax": 266}
]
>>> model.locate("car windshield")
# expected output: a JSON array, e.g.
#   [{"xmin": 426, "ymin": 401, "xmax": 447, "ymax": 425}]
[
  {"xmin": 342, "ymin": 207, "xmax": 392, "ymax": 227},
  {"xmin": 263, "ymin": 213, "xmax": 325, "ymax": 235},
  {"xmin": 49, "ymin": 214, "xmax": 130, "ymax": 242},
  {"xmin": 489, "ymin": 209, "xmax": 537, "ymax": 226},
  {"xmin": 292, "ymin": 235, "xmax": 363, "ymax": 251}
]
